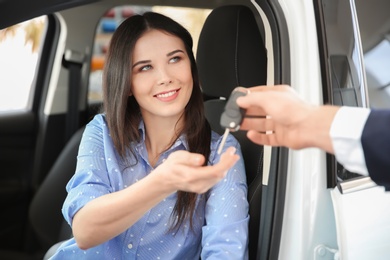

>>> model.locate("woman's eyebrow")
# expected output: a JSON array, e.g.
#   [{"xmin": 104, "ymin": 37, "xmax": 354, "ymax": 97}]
[
  {"xmin": 132, "ymin": 60, "xmax": 150, "ymax": 69},
  {"xmin": 167, "ymin": 49, "xmax": 184, "ymax": 57},
  {"xmin": 132, "ymin": 50, "xmax": 184, "ymax": 68}
]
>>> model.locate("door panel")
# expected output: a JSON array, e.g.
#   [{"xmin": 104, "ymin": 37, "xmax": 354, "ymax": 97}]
[
  {"xmin": 0, "ymin": 112, "xmax": 36, "ymax": 250},
  {"xmin": 331, "ymin": 182, "xmax": 390, "ymax": 259}
]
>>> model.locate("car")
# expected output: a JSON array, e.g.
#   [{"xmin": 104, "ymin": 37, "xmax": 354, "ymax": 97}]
[{"xmin": 1, "ymin": 0, "xmax": 390, "ymax": 259}]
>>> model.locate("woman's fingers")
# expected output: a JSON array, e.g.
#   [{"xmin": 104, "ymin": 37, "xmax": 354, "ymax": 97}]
[
  {"xmin": 213, "ymin": 146, "xmax": 240, "ymax": 175},
  {"xmin": 187, "ymin": 147, "xmax": 239, "ymax": 180},
  {"xmin": 160, "ymin": 147, "xmax": 239, "ymax": 194},
  {"xmin": 186, "ymin": 147, "xmax": 239, "ymax": 193}
]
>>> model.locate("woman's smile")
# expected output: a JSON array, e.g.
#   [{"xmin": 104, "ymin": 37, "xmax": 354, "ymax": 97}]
[{"xmin": 154, "ymin": 88, "xmax": 181, "ymax": 101}]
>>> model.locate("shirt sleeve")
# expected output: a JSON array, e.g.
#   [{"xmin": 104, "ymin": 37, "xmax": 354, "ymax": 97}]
[
  {"xmin": 62, "ymin": 115, "xmax": 115, "ymax": 226},
  {"xmin": 201, "ymin": 133, "xmax": 249, "ymax": 260},
  {"xmin": 329, "ymin": 106, "xmax": 371, "ymax": 176}
]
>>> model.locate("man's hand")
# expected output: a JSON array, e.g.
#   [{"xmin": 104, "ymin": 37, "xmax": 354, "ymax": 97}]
[{"xmin": 237, "ymin": 85, "xmax": 339, "ymax": 153}]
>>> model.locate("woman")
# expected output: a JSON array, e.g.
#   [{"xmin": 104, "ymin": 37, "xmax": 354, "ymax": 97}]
[{"xmin": 51, "ymin": 12, "xmax": 249, "ymax": 259}]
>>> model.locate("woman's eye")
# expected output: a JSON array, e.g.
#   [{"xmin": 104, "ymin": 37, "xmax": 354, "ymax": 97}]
[
  {"xmin": 169, "ymin": 56, "xmax": 181, "ymax": 63},
  {"xmin": 140, "ymin": 65, "xmax": 152, "ymax": 71}
]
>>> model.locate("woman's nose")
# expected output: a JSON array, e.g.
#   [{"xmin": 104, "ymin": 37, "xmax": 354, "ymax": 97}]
[
  {"xmin": 158, "ymin": 79, "xmax": 172, "ymax": 86},
  {"xmin": 157, "ymin": 68, "xmax": 173, "ymax": 86}
]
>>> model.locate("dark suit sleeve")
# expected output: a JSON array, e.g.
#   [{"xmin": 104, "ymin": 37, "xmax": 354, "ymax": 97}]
[{"xmin": 361, "ymin": 109, "xmax": 390, "ymax": 190}]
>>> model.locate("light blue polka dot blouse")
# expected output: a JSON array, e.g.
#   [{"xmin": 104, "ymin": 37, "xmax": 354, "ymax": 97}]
[{"xmin": 50, "ymin": 114, "xmax": 249, "ymax": 259}]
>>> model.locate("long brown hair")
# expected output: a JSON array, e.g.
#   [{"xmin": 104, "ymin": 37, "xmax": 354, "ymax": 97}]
[{"xmin": 103, "ymin": 12, "xmax": 211, "ymax": 231}]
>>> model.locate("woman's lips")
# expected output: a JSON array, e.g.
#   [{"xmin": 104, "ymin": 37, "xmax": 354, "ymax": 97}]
[{"xmin": 154, "ymin": 88, "xmax": 180, "ymax": 102}]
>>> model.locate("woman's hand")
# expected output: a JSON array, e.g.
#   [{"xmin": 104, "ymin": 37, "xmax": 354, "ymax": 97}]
[{"xmin": 154, "ymin": 146, "xmax": 239, "ymax": 194}]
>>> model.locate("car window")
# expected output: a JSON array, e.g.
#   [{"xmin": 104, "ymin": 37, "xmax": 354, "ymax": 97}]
[
  {"xmin": 363, "ymin": 39, "xmax": 390, "ymax": 108},
  {"xmin": 88, "ymin": 5, "xmax": 211, "ymax": 104},
  {"xmin": 0, "ymin": 16, "xmax": 47, "ymax": 112},
  {"xmin": 314, "ymin": 0, "xmax": 367, "ymax": 186}
]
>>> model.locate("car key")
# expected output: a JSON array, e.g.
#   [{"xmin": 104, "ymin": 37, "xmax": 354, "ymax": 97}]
[{"xmin": 217, "ymin": 87, "xmax": 249, "ymax": 154}]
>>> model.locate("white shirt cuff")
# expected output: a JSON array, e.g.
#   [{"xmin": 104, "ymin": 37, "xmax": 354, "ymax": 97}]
[{"xmin": 329, "ymin": 106, "xmax": 371, "ymax": 176}]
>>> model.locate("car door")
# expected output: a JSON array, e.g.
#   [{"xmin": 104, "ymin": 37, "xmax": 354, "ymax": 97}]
[
  {"xmin": 0, "ymin": 16, "xmax": 55, "ymax": 251},
  {"xmin": 314, "ymin": 0, "xmax": 390, "ymax": 258}
]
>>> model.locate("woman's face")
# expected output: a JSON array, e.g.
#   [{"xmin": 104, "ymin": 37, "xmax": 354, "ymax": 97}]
[{"xmin": 131, "ymin": 29, "xmax": 193, "ymax": 122}]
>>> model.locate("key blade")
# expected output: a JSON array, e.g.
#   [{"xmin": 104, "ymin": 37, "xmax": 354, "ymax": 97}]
[{"xmin": 217, "ymin": 128, "xmax": 230, "ymax": 154}]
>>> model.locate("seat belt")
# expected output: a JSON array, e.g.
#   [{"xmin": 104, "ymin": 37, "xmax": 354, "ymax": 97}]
[{"xmin": 62, "ymin": 49, "xmax": 85, "ymax": 142}]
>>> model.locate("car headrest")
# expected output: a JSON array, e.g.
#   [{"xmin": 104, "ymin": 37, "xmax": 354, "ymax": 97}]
[{"xmin": 196, "ymin": 5, "xmax": 267, "ymax": 99}]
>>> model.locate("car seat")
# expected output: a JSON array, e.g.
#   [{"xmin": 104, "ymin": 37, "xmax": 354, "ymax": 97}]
[
  {"xmin": 28, "ymin": 128, "xmax": 85, "ymax": 251},
  {"xmin": 0, "ymin": 127, "xmax": 84, "ymax": 260},
  {"xmin": 196, "ymin": 5, "xmax": 267, "ymax": 259}
]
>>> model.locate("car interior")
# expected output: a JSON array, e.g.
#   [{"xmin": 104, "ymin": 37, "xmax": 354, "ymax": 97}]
[
  {"xmin": 0, "ymin": 1, "xmax": 273, "ymax": 260},
  {"xmin": 2, "ymin": 0, "xmax": 390, "ymax": 259}
]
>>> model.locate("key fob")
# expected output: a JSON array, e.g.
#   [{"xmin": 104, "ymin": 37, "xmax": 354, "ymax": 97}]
[{"xmin": 220, "ymin": 87, "xmax": 248, "ymax": 131}]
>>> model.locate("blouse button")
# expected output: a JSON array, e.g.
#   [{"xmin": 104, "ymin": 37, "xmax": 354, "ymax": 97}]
[{"xmin": 127, "ymin": 243, "xmax": 133, "ymax": 249}]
